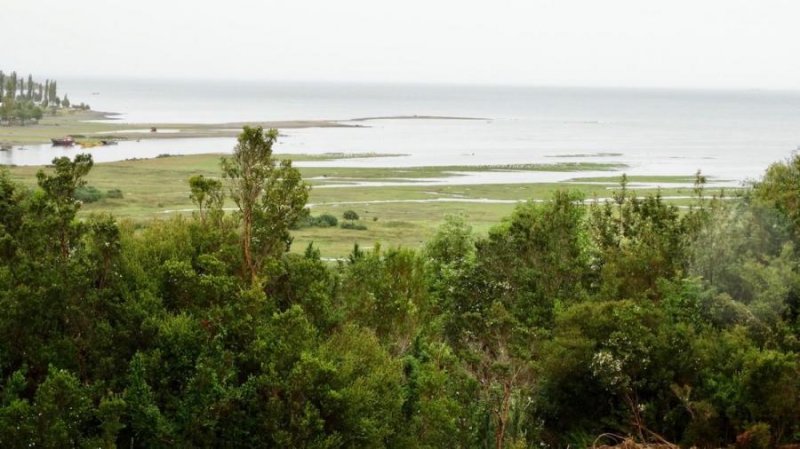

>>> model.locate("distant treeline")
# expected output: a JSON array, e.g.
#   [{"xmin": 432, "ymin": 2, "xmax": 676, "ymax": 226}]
[{"xmin": 0, "ymin": 70, "xmax": 89, "ymax": 125}]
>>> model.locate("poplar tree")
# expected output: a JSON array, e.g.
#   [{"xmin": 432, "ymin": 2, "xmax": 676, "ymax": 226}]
[
  {"xmin": 48, "ymin": 80, "xmax": 57, "ymax": 103},
  {"xmin": 9, "ymin": 72, "xmax": 17, "ymax": 100}
]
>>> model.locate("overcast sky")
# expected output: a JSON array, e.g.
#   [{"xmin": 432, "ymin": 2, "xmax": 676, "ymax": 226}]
[{"xmin": 5, "ymin": 0, "xmax": 800, "ymax": 89}]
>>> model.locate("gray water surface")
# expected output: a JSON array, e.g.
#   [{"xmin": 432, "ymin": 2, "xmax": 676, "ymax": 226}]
[{"xmin": 4, "ymin": 80, "xmax": 799, "ymax": 183}]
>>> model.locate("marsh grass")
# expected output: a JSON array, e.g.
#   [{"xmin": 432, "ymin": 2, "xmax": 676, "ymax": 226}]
[{"xmin": 5, "ymin": 152, "xmax": 734, "ymax": 258}]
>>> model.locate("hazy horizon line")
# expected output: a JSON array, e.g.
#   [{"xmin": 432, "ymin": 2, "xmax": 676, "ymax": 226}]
[{"xmin": 40, "ymin": 74, "xmax": 799, "ymax": 95}]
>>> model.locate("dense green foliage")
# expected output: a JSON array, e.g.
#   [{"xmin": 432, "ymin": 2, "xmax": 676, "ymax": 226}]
[{"xmin": 0, "ymin": 129, "xmax": 799, "ymax": 448}]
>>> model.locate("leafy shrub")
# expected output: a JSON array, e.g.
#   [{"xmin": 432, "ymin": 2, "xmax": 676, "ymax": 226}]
[
  {"xmin": 294, "ymin": 213, "xmax": 339, "ymax": 229},
  {"xmin": 75, "ymin": 186, "xmax": 104, "ymax": 203},
  {"xmin": 342, "ymin": 210, "xmax": 360, "ymax": 220},
  {"xmin": 340, "ymin": 221, "xmax": 367, "ymax": 230},
  {"xmin": 315, "ymin": 214, "xmax": 339, "ymax": 227},
  {"xmin": 106, "ymin": 188, "xmax": 123, "ymax": 199}
]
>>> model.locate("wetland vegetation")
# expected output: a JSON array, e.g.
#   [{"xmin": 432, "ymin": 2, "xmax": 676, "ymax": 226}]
[{"xmin": 4, "ymin": 150, "xmax": 722, "ymax": 258}]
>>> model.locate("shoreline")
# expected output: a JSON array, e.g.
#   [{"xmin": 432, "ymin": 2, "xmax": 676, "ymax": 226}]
[
  {"xmin": 0, "ymin": 109, "xmax": 365, "ymax": 146},
  {"xmin": 0, "ymin": 111, "xmax": 490, "ymax": 147},
  {"xmin": 348, "ymin": 115, "xmax": 488, "ymax": 121}
]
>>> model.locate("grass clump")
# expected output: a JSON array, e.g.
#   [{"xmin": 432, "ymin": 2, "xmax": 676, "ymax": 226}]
[
  {"xmin": 106, "ymin": 188, "xmax": 124, "ymax": 199},
  {"xmin": 340, "ymin": 221, "xmax": 368, "ymax": 230},
  {"xmin": 384, "ymin": 220, "xmax": 414, "ymax": 228}
]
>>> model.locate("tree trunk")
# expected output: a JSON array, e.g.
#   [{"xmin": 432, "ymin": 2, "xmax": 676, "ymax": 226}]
[
  {"xmin": 60, "ymin": 229, "xmax": 69, "ymax": 260},
  {"xmin": 495, "ymin": 380, "xmax": 512, "ymax": 449},
  {"xmin": 242, "ymin": 207, "xmax": 256, "ymax": 282},
  {"xmin": 624, "ymin": 390, "xmax": 647, "ymax": 442}
]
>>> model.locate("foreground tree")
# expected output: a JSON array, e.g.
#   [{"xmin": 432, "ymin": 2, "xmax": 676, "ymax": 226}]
[
  {"xmin": 3, "ymin": 142, "xmax": 800, "ymax": 447},
  {"xmin": 188, "ymin": 174, "xmax": 224, "ymax": 225},
  {"xmin": 221, "ymin": 126, "xmax": 309, "ymax": 283},
  {"xmin": 35, "ymin": 154, "xmax": 94, "ymax": 259}
]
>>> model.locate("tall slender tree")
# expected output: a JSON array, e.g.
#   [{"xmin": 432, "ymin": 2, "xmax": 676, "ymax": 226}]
[
  {"xmin": 221, "ymin": 126, "xmax": 309, "ymax": 283},
  {"xmin": 26, "ymin": 74, "xmax": 33, "ymax": 100},
  {"xmin": 47, "ymin": 80, "xmax": 57, "ymax": 103},
  {"xmin": 9, "ymin": 72, "xmax": 17, "ymax": 100}
]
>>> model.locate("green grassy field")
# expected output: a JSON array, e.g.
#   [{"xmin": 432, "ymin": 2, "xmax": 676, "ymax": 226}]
[
  {"xmin": 4, "ymin": 152, "xmax": 733, "ymax": 258},
  {"xmin": 568, "ymin": 174, "xmax": 711, "ymax": 183}
]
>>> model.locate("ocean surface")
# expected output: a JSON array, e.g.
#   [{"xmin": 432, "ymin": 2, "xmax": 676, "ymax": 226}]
[{"xmin": 4, "ymin": 78, "xmax": 800, "ymax": 185}]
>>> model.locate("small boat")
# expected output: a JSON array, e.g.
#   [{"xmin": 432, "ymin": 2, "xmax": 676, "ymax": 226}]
[
  {"xmin": 100, "ymin": 139, "xmax": 118, "ymax": 146},
  {"xmin": 51, "ymin": 137, "xmax": 75, "ymax": 146},
  {"xmin": 150, "ymin": 127, "xmax": 157, "ymax": 133},
  {"xmin": 0, "ymin": 143, "xmax": 11, "ymax": 151}
]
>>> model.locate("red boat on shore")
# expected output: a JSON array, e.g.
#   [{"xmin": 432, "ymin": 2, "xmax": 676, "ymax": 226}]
[{"xmin": 51, "ymin": 136, "xmax": 75, "ymax": 146}]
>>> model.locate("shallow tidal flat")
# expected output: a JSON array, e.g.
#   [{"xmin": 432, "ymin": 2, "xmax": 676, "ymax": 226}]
[
  {"xmin": 302, "ymin": 161, "xmax": 628, "ymax": 186},
  {"xmin": 5, "ymin": 152, "xmax": 731, "ymax": 258},
  {"xmin": 0, "ymin": 109, "xmax": 358, "ymax": 146}
]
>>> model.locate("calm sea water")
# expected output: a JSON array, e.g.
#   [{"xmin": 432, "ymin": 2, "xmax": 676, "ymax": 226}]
[{"xmin": 3, "ymin": 78, "xmax": 800, "ymax": 184}]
